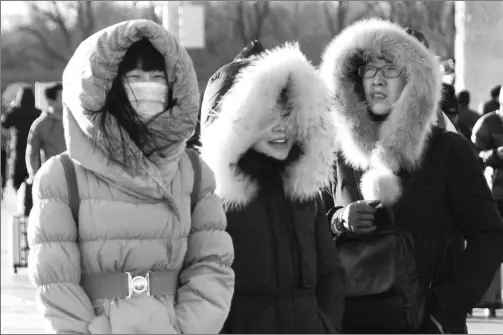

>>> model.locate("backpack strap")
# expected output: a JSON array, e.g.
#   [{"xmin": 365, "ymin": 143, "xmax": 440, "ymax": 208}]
[
  {"xmin": 185, "ymin": 148, "xmax": 201, "ymax": 213},
  {"xmin": 58, "ymin": 152, "xmax": 80, "ymax": 225}
]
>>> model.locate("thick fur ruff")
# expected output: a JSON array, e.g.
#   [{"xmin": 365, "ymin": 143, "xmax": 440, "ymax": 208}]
[
  {"xmin": 360, "ymin": 168, "xmax": 402, "ymax": 206},
  {"xmin": 319, "ymin": 19, "xmax": 442, "ymax": 205},
  {"xmin": 201, "ymin": 43, "xmax": 336, "ymax": 209}
]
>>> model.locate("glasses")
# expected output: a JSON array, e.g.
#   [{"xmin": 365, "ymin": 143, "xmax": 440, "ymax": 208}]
[{"xmin": 358, "ymin": 64, "xmax": 404, "ymax": 78}]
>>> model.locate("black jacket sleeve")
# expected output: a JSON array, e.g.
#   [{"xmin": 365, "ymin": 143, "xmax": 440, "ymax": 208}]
[
  {"xmin": 1, "ymin": 106, "xmax": 18, "ymax": 129},
  {"xmin": 323, "ymin": 155, "xmax": 359, "ymax": 235},
  {"xmin": 435, "ymin": 133, "xmax": 503, "ymax": 314},
  {"xmin": 315, "ymin": 194, "xmax": 345, "ymax": 333},
  {"xmin": 471, "ymin": 116, "xmax": 503, "ymax": 168}
]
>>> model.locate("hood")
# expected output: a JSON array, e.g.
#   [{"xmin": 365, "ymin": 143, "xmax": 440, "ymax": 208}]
[
  {"xmin": 201, "ymin": 43, "xmax": 336, "ymax": 209},
  {"xmin": 16, "ymin": 86, "xmax": 36, "ymax": 108},
  {"xmin": 62, "ymin": 20, "xmax": 199, "ymax": 201},
  {"xmin": 319, "ymin": 19, "xmax": 442, "ymax": 205}
]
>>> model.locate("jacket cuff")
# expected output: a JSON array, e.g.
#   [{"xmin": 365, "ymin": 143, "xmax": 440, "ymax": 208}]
[{"xmin": 330, "ymin": 208, "xmax": 346, "ymax": 235}]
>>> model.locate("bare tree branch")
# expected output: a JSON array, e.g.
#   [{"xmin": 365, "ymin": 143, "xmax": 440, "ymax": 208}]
[
  {"xmin": 323, "ymin": 2, "xmax": 337, "ymax": 37},
  {"xmin": 236, "ymin": 2, "xmax": 249, "ymax": 46},
  {"xmin": 291, "ymin": 2, "xmax": 301, "ymax": 37},
  {"xmin": 77, "ymin": 1, "xmax": 95, "ymax": 40},
  {"xmin": 252, "ymin": 1, "xmax": 270, "ymax": 40},
  {"xmin": 27, "ymin": 1, "xmax": 72, "ymax": 51},
  {"xmin": 50, "ymin": 1, "xmax": 72, "ymax": 48},
  {"xmin": 351, "ymin": 1, "xmax": 378, "ymax": 23},
  {"xmin": 18, "ymin": 25, "xmax": 69, "ymax": 64}
]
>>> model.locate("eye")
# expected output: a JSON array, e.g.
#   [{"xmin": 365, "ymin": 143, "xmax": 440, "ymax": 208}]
[{"xmin": 127, "ymin": 74, "xmax": 140, "ymax": 79}]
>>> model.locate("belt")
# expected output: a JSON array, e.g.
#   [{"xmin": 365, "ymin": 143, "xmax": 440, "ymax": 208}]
[{"xmin": 81, "ymin": 270, "xmax": 179, "ymax": 300}]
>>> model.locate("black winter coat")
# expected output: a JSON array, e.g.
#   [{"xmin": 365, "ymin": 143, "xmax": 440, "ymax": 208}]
[
  {"xmin": 222, "ymin": 150, "xmax": 345, "ymax": 334},
  {"xmin": 324, "ymin": 128, "xmax": 503, "ymax": 333},
  {"xmin": 1, "ymin": 102, "xmax": 41, "ymax": 189}
]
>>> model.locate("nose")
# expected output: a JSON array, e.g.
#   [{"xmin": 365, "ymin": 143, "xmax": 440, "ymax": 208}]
[
  {"xmin": 273, "ymin": 117, "xmax": 288, "ymax": 133},
  {"xmin": 144, "ymin": 73, "xmax": 155, "ymax": 82},
  {"xmin": 373, "ymin": 69, "xmax": 386, "ymax": 86}
]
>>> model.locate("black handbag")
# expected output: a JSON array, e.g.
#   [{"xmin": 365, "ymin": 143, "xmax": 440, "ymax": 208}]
[{"xmin": 336, "ymin": 168, "xmax": 449, "ymax": 333}]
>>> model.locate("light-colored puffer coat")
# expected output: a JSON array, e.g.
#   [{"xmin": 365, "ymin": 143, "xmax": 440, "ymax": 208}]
[{"xmin": 27, "ymin": 20, "xmax": 234, "ymax": 334}]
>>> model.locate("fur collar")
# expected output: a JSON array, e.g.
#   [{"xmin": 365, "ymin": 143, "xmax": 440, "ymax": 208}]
[
  {"xmin": 201, "ymin": 43, "xmax": 336, "ymax": 210},
  {"xmin": 319, "ymin": 19, "xmax": 442, "ymax": 205}
]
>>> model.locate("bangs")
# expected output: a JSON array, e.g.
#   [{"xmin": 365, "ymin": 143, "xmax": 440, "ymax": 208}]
[
  {"xmin": 119, "ymin": 39, "xmax": 166, "ymax": 74},
  {"xmin": 361, "ymin": 50, "xmax": 396, "ymax": 64}
]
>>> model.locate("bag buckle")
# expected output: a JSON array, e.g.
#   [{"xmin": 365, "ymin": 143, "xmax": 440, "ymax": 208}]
[{"xmin": 126, "ymin": 272, "xmax": 150, "ymax": 298}]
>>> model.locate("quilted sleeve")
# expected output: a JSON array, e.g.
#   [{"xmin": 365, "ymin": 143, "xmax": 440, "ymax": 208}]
[
  {"xmin": 27, "ymin": 157, "xmax": 96, "ymax": 334},
  {"xmin": 175, "ymin": 156, "xmax": 235, "ymax": 334}
]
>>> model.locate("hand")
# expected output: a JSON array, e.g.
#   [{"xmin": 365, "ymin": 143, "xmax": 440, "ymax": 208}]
[
  {"xmin": 342, "ymin": 200, "xmax": 380, "ymax": 235},
  {"xmin": 497, "ymin": 146, "xmax": 503, "ymax": 159}
]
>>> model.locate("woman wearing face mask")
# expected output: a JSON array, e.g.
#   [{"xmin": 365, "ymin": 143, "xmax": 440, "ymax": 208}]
[
  {"xmin": 27, "ymin": 20, "xmax": 234, "ymax": 334},
  {"xmin": 200, "ymin": 41, "xmax": 345, "ymax": 334},
  {"xmin": 320, "ymin": 19, "xmax": 503, "ymax": 333}
]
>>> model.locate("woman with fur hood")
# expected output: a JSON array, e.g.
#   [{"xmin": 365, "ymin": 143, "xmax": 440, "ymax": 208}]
[
  {"xmin": 28, "ymin": 20, "xmax": 234, "ymax": 333},
  {"xmin": 200, "ymin": 41, "xmax": 345, "ymax": 334},
  {"xmin": 320, "ymin": 19, "xmax": 503, "ymax": 333}
]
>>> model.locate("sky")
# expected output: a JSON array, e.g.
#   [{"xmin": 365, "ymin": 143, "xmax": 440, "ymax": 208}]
[
  {"xmin": 1, "ymin": 1, "xmax": 28, "ymax": 16},
  {"xmin": 0, "ymin": 1, "xmax": 155, "ymax": 32}
]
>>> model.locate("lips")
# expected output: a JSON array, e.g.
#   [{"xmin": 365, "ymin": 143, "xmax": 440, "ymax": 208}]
[
  {"xmin": 269, "ymin": 139, "xmax": 287, "ymax": 144},
  {"xmin": 371, "ymin": 92, "xmax": 388, "ymax": 99}
]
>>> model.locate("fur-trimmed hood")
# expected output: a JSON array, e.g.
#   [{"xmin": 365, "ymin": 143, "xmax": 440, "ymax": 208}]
[
  {"xmin": 319, "ymin": 19, "xmax": 442, "ymax": 205},
  {"xmin": 62, "ymin": 20, "xmax": 199, "ymax": 201},
  {"xmin": 201, "ymin": 43, "xmax": 336, "ymax": 209}
]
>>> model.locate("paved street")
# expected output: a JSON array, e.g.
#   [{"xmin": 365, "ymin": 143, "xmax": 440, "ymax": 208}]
[{"xmin": 1, "ymin": 182, "xmax": 502, "ymax": 334}]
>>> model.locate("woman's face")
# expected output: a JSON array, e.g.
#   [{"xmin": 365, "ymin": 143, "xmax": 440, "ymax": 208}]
[
  {"xmin": 252, "ymin": 104, "xmax": 294, "ymax": 161},
  {"xmin": 125, "ymin": 68, "xmax": 167, "ymax": 84},
  {"xmin": 361, "ymin": 58, "xmax": 406, "ymax": 116},
  {"xmin": 123, "ymin": 68, "xmax": 169, "ymax": 119}
]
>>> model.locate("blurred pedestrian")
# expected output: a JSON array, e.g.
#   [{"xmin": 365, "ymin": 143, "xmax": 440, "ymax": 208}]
[
  {"xmin": 320, "ymin": 18, "xmax": 503, "ymax": 334},
  {"xmin": 0, "ymin": 87, "xmax": 41, "ymax": 191},
  {"xmin": 28, "ymin": 20, "xmax": 234, "ymax": 334},
  {"xmin": 25, "ymin": 82, "xmax": 66, "ymax": 182},
  {"xmin": 1, "ymin": 115, "xmax": 9, "ymax": 197},
  {"xmin": 471, "ymin": 87, "xmax": 503, "ymax": 318},
  {"xmin": 440, "ymin": 83, "xmax": 461, "ymax": 131},
  {"xmin": 457, "ymin": 90, "xmax": 480, "ymax": 139},
  {"xmin": 480, "ymin": 85, "xmax": 501, "ymax": 115},
  {"xmin": 200, "ymin": 40, "xmax": 345, "ymax": 333}
]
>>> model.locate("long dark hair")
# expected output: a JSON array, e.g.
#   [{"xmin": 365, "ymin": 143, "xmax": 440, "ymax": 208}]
[{"xmin": 87, "ymin": 38, "xmax": 177, "ymax": 166}]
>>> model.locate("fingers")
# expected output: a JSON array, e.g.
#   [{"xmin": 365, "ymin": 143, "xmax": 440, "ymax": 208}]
[
  {"xmin": 357, "ymin": 214, "xmax": 375, "ymax": 222},
  {"xmin": 354, "ymin": 204, "xmax": 377, "ymax": 214},
  {"xmin": 365, "ymin": 200, "xmax": 381, "ymax": 208},
  {"xmin": 354, "ymin": 226, "xmax": 377, "ymax": 235}
]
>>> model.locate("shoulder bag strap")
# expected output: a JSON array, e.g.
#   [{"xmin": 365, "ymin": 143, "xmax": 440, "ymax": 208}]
[
  {"xmin": 58, "ymin": 152, "xmax": 80, "ymax": 225},
  {"xmin": 185, "ymin": 148, "xmax": 201, "ymax": 213}
]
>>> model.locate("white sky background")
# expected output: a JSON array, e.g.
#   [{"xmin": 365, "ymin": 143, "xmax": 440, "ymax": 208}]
[
  {"xmin": 1, "ymin": 1, "xmax": 28, "ymax": 16},
  {"xmin": 1, "ymin": 0, "xmax": 152, "ymax": 17},
  {"xmin": 0, "ymin": 1, "xmax": 152, "ymax": 32}
]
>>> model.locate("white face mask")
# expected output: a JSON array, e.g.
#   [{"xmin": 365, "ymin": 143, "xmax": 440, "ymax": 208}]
[{"xmin": 125, "ymin": 82, "xmax": 168, "ymax": 119}]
